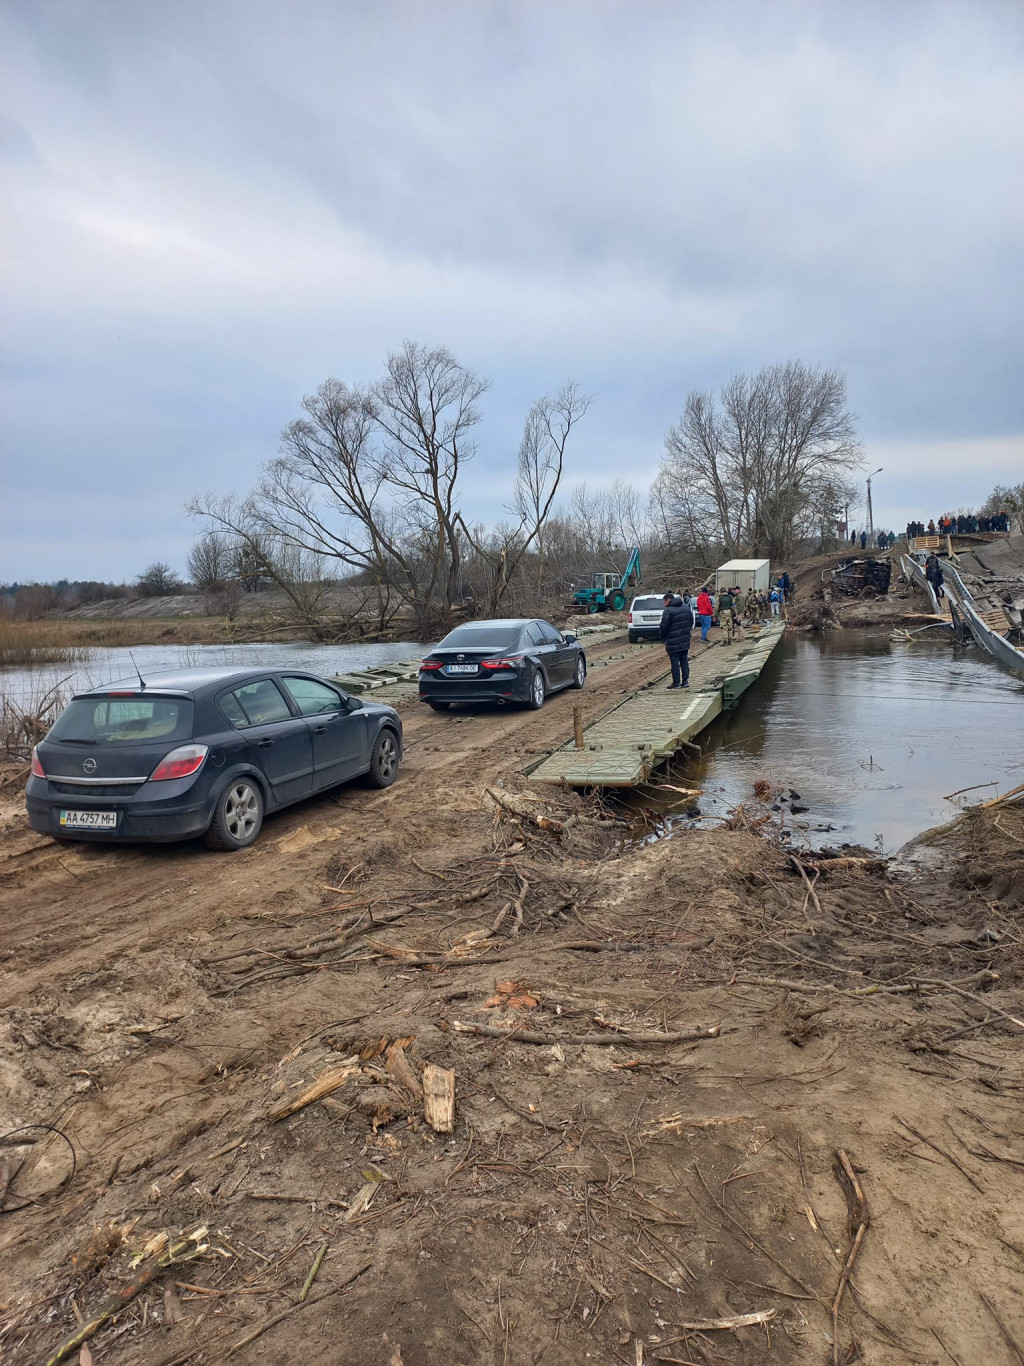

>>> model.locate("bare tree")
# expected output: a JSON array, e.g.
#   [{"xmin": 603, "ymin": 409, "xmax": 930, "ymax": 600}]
[
  {"xmin": 660, "ymin": 362, "xmax": 862, "ymax": 559},
  {"xmin": 135, "ymin": 562, "xmax": 183, "ymax": 597},
  {"xmin": 460, "ymin": 383, "xmax": 589, "ymax": 614},
  {"xmin": 980, "ymin": 481, "xmax": 1024, "ymax": 517},
  {"xmin": 184, "ymin": 494, "xmax": 332, "ymax": 633},
  {"xmin": 187, "ymin": 530, "xmax": 233, "ymax": 590},
  {"xmin": 190, "ymin": 345, "xmax": 586, "ymax": 634}
]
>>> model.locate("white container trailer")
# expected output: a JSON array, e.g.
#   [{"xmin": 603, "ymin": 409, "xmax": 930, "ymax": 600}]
[{"xmin": 715, "ymin": 558, "xmax": 771, "ymax": 597}]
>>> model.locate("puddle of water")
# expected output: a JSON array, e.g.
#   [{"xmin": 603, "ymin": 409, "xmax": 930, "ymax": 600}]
[
  {"xmin": 0, "ymin": 640, "xmax": 426, "ymax": 709},
  {"xmin": 642, "ymin": 630, "xmax": 1024, "ymax": 852}
]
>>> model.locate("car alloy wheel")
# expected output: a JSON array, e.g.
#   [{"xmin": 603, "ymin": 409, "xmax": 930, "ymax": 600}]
[
  {"xmin": 531, "ymin": 671, "xmax": 545, "ymax": 708},
  {"xmin": 371, "ymin": 732, "xmax": 398, "ymax": 786},
  {"xmin": 574, "ymin": 658, "xmax": 586, "ymax": 687},
  {"xmin": 224, "ymin": 782, "xmax": 260, "ymax": 841}
]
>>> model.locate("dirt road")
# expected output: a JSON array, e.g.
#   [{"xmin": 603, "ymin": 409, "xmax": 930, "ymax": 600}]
[{"xmin": 2, "ymin": 629, "xmax": 1023, "ymax": 1366}]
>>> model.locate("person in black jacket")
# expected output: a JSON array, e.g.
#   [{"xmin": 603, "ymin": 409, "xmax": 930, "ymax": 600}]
[{"xmin": 659, "ymin": 592, "xmax": 692, "ymax": 689}]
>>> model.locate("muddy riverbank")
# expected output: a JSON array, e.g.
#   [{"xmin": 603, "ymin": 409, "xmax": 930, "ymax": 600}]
[{"xmin": 1, "ymin": 623, "xmax": 1023, "ymax": 1366}]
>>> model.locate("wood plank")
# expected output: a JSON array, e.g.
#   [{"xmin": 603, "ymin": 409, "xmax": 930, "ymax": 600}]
[{"xmin": 422, "ymin": 1064, "xmax": 456, "ymax": 1133}]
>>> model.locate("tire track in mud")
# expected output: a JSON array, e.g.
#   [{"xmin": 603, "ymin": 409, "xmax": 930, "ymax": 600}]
[{"xmin": 0, "ymin": 637, "xmax": 678, "ymax": 1004}]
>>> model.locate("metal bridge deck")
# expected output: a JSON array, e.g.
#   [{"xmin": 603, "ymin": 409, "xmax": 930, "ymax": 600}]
[{"xmin": 527, "ymin": 620, "xmax": 786, "ymax": 788}]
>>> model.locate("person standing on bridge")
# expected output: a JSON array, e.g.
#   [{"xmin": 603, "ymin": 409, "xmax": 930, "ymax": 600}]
[
  {"xmin": 718, "ymin": 585, "xmax": 737, "ymax": 642},
  {"xmin": 659, "ymin": 592, "xmax": 692, "ymax": 690},
  {"xmin": 696, "ymin": 588, "xmax": 714, "ymax": 642}
]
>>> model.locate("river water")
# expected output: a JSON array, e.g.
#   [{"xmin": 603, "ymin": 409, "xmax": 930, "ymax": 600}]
[
  {"xmin": 6, "ymin": 631, "xmax": 1023, "ymax": 851},
  {"xmin": 666, "ymin": 630, "xmax": 1024, "ymax": 852},
  {"xmin": 0, "ymin": 640, "xmax": 425, "ymax": 709}
]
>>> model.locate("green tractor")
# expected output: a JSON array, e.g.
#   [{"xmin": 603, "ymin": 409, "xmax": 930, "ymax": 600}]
[{"xmin": 571, "ymin": 547, "xmax": 642, "ymax": 614}]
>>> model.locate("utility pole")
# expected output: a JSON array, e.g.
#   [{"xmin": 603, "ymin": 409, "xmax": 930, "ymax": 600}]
[{"xmin": 866, "ymin": 467, "xmax": 883, "ymax": 538}]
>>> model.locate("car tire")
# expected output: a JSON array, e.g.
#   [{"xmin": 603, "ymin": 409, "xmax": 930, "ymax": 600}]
[
  {"xmin": 427, "ymin": 699, "xmax": 450, "ymax": 711},
  {"xmin": 203, "ymin": 778, "xmax": 264, "ymax": 851},
  {"xmin": 366, "ymin": 728, "xmax": 400, "ymax": 788},
  {"xmin": 628, "ymin": 631, "xmax": 638, "ymax": 644},
  {"xmin": 525, "ymin": 667, "xmax": 546, "ymax": 709},
  {"xmin": 569, "ymin": 655, "xmax": 586, "ymax": 689}
]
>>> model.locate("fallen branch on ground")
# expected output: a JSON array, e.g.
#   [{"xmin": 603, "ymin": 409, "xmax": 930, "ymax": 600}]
[
  {"xmin": 806, "ymin": 856, "xmax": 887, "ymax": 872},
  {"xmin": 269, "ymin": 1061, "xmax": 359, "ymax": 1121},
  {"xmin": 894, "ymin": 1116, "xmax": 984, "ymax": 1192},
  {"xmin": 662, "ymin": 1308, "xmax": 777, "ymax": 1335},
  {"xmin": 979, "ymin": 1292, "xmax": 1024, "ymax": 1366},
  {"xmin": 452, "ymin": 1021, "xmax": 720, "ymax": 1046},
  {"xmin": 485, "ymin": 788, "xmax": 564, "ymax": 832},
  {"xmin": 41, "ymin": 1228, "xmax": 213, "ymax": 1366},
  {"xmin": 298, "ymin": 1243, "xmax": 328, "ymax": 1303},
  {"xmin": 832, "ymin": 1150, "xmax": 869, "ymax": 1366},
  {"xmin": 225, "ymin": 1261, "xmax": 372, "ymax": 1357},
  {"xmin": 728, "ymin": 970, "xmax": 1002, "ymax": 1001}
]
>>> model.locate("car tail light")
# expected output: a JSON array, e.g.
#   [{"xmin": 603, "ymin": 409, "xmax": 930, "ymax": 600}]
[
  {"xmin": 149, "ymin": 744, "xmax": 209, "ymax": 782},
  {"xmin": 481, "ymin": 657, "xmax": 521, "ymax": 670},
  {"xmin": 627, "ymin": 612, "xmax": 633, "ymax": 623},
  {"xmin": 30, "ymin": 748, "xmax": 45, "ymax": 778},
  {"xmin": 419, "ymin": 660, "xmax": 442, "ymax": 671},
  {"xmin": 107, "ymin": 690, "xmax": 137, "ymax": 697}
]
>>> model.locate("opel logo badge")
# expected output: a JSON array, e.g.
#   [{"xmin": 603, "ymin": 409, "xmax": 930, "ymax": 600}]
[{"xmin": 82, "ymin": 758, "xmax": 97, "ymax": 775}]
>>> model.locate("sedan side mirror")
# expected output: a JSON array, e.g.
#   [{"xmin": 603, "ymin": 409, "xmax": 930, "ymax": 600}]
[
  {"xmin": 344, "ymin": 694, "xmax": 364, "ymax": 712},
  {"xmin": 563, "ymin": 632, "xmax": 577, "ymax": 644}
]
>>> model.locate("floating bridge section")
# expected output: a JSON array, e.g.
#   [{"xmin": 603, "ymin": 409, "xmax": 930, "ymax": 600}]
[{"xmin": 527, "ymin": 620, "xmax": 786, "ymax": 788}]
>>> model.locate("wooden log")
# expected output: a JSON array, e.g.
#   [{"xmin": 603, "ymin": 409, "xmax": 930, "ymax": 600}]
[
  {"xmin": 269, "ymin": 1063, "xmax": 359, "ymax": 1121},
  {"xmin": 452, "ymin": 1021, "xmax": 720, "ymax": 1046},
  {"xmin": 422, "ymin": 1064, "xmax": 456, "ymax": 1133},
  {"xmin": 573, "ymin": 704, "xmax": 584, "ymax": 750},
  {"xmin": 484, "ymin": 788, "xmax": 564, "ymax": 832},
  {"xmin": 385, "ymin": 1042, "xmax": 423, "ymax": 1099}
]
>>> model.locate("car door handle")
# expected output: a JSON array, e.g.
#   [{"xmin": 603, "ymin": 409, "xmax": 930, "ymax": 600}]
[
  {"xmin": 254, "ymin": 738, "xmax": 275, "ymax": 748},
  {"xmin": 312, "ymin": 725, "xmax": 327, "ymax": 734}
]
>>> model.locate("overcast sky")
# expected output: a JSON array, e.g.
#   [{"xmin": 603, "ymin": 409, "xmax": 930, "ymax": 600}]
[{"xmin": 2, "ymin": 0, "xmax": 1022, "ymax": 582}]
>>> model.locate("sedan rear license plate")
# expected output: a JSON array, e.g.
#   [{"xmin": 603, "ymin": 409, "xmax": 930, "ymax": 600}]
[
  {"xmin": 60, "ymin": 810, "xmax": 118, "ymax": 830},
  {"xmin": 445, "ymin": 664, "xmax": 478, "ymax": 674}
]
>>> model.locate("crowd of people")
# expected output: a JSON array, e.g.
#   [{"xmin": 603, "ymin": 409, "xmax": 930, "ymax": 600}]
[
  {"xmin": 655, "ymin": 575, "xmax": 790, "ymax": 689},
  {"xmin": 907, "ymin": 512, "xmax": 1012, "ymax": 537},
  {"xmin": 849, "ymin": 529, "xmax": 896, "ymax": 550}
]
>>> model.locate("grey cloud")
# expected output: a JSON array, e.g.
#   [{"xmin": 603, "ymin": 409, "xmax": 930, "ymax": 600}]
[{"xmin": 1, "ymin": 0, "xmax": 1022, "ymax": 578}]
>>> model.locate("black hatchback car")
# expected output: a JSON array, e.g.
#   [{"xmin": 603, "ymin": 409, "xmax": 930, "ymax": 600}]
[
  {"xmin": 418, "ymin": 618, "xmax": 586, "ymax": 710},
  {"xmin": 26, "ymin": 667, "xmax": 402, "ymax": 851}
]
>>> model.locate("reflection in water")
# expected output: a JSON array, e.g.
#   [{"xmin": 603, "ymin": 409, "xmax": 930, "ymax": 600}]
[{"xmin": 667, "ymin": 631, "xmax": 1024, "ymax": 851}]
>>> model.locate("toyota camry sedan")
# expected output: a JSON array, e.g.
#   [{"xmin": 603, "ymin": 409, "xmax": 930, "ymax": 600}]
[
  {"xmin": 418, "ymin": 618, "xmax": 586, "ymax": 711},
  {"xmin": 26, "ymin": 666, "xmax": 402, "ymax": 851}
]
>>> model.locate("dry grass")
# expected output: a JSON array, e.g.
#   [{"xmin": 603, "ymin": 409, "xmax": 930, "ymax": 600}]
[
  {"xmin": 0, "ymin": 677, "xmax": 70, "ymax": 761},
  {"xmin": 1, "ymin": 616, "xmax": 233, "ymax": 651},
  {"xmin": 0, "ymin": 618, "xmax": 91, "ymax": 667}
]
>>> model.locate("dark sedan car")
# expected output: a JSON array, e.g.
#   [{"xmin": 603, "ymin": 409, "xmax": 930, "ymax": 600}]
[
  {"xmin": 418, "ymin": 618, "xmax": 586, "ymax": 710},
  {"xmin": 26, "ymin": 666, "xmax": 402, "ymax": 851}
]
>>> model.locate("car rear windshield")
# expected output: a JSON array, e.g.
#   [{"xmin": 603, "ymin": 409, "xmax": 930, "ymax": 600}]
[
  {"xmin": 48, "ymin": 696, "xmax": 194, "ymax": 745},
  {"xmin": 436, "ymin": 626, "xmax": 521, "ymax": 651},
  {"xmin": 633, "ymin": 597, "xmax": 669, "ymax": 611}
]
